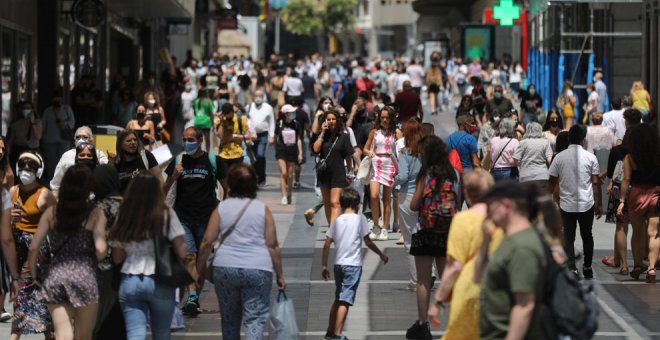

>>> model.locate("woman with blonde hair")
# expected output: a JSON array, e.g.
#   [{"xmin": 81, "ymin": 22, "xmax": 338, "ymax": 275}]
[
  {"xmin": 558, "ymin": 81, "xmax": 576, "ymax": 130},
  {"xmin": 630, "ymin": 81, "xmax": 651, "ymax": 121}
]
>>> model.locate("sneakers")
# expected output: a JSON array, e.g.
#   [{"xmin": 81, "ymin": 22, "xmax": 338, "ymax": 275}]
[
  {"xmin": 406, "ymin": 282, "xmax": 417, "ymax": 292},
  {"xmin": 583, "ymin": 266, "xmax": 594, "ymax": 280},
  {"xmin": 281, "ymin": 196, "xmax": 288, "ymax": 205},
  {"xmin": 304, "ymin": 209, "xmax": 315, "ymax": 226},
  {"xmin": 406, "ymin": 321, "xmax": 432, "ymax": 340},
  {"xmin": 325, "ymin": 331, "xmax": 335, "ymax": 339},
  {"xmin": 377, "ymin": 228, "xmax": 389, "ymax": 241},
  {"xmin": 182, "ymin": 296, "xmax": 201, "ymax": 316},
  {"xmin": 0, "ymin": 311, "xmax": 11, "ymax": 322},
  {"xmin": 369, "ymin": 226, "xmax": 380, "ymax": 240}
]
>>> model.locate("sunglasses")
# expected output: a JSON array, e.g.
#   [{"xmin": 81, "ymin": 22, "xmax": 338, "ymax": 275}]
[
  {"xmin": 18, "ymin": 158, "xmax": 40, "ymax": 171},
  {"xmin": 182, "ymin": 138, "xmax": 197, "ymax": 143},
  {"xmin": 76, "ymin": 143, "xmax": 95, "ymax": 151}
]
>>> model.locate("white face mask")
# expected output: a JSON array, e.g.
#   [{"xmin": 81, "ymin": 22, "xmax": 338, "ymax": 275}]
[
  {"xmin": 322, "ymin": 103, "xmax": 331, "ymax": 112},
  {"xmin": 254, "ymin": 97, "xmax": 263, "ymax": 105},
  {"xmin": 148, "ymin": 99, "xmax": 156, "ymax": 107},
  {"xmin": 19, "ymin": 170, "xmax": 36, "ymax": 185}
]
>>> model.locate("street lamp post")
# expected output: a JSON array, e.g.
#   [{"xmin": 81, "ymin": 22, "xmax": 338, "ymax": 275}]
[{"xmin": 270, "ymin": 0, "xmax": 287, "ymax": 55}]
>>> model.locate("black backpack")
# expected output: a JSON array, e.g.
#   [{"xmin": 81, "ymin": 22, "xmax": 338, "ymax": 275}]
[{"xmin": 537, "ymin": 232, "xmax": 599, "ymax": 339}]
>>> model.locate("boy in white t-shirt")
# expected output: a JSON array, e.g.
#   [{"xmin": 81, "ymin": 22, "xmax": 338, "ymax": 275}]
[{"xmin": 321, "ymin": 187, "xmax": 388, "ymax": 340}]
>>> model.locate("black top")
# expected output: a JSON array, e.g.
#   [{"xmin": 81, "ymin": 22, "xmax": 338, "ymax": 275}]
[
  {"xmin": 115, "ymin": 151, "xmax": 158, "ymax": 194},
  {"xmin": 313, "ymin": 132, "xmax": 354, "ymax": 182},
  {"xmin": 165, "ymin": 152, "xmax": 225, "ymax": 224},
  {"xmin": 275, "ymin": 119, "xmax": 303, "ymax": 147},
  {"xmin": 520, "ymin": 93, "xmax": 543, "ymax": 114},
  {"xmin": 607, "ymin": 145, "xmax": 627, "ymax": 179},
  {"xmin": 133, "ymin": 128, "xmax": 151, "ymax": 146},
  {"xmin": 631, "ymin": 167, "xmax": 660, "ymax": 185}
]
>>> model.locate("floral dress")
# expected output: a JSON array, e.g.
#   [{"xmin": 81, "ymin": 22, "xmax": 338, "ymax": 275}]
[
  {"xmin": 370, "ymin": 129, "xmax": 398, "ymax": 187},
  {"xmin": 37, "ymin": 227, "xmax": 99, "ymax": 308}
]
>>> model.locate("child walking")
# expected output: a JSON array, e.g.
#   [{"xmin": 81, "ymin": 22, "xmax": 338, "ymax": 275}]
[{"xmin": 321, "ymin": 187, "xmax": 389, "ymax": 339}]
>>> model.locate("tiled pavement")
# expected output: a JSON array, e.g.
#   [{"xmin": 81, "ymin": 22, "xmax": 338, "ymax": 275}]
[{"xmin": 3, "ymin": 102, "xmax": 660, "ymax": 339}]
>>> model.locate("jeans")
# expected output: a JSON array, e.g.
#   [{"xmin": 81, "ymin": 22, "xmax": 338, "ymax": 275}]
[
  {"xmin": 118, "ymin": 274, "xmax": 176, "ymax": 340},
  {"xmin": 182, "ymin": 222, "xmax": 208, "ymax": 253},
  {"xmin": 252, "ymin": 132, "xmax": 269, "ymax": 184},
  {"xmin": 491, "ymin": 167, "xmax": 518, "ymax": 182},
  {"xmin": 561, "ymin": 206, "xmax": 595, "ymax": 269},
  {"xmin": 213, "ymin": 267, "xmax": 272, "ymax": 340},
  {"xmin": 523, "ymin": 112, "xmax": 536, "ymax": 126}
]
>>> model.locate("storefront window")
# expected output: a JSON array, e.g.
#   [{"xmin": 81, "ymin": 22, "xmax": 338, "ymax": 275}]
[{"xmin": 1, "ymin": 30, "xmax": 14, "ymax": 136}]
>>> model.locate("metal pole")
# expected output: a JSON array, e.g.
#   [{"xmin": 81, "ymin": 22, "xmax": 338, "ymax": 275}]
[{"xmin": 275, "ymin": 13, "xmax": 281, "ymax": 55}]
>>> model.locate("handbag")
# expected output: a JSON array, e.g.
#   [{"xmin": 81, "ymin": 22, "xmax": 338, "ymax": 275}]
[
  {"xmin": 153, "ymin": 212, "xmax": 194, "ymax": 287},
  {"xmin": 490, "ymin": 138, "xmax": 514, "ymax": 173},
  {"xmin": 204, "ymin": 199, "xmax": 253, "ymax": 284},
  {"xmin": 315, "ymin": 136, "xmax": 338, "ymax": 177},
  {"xmin": 356, "ymin": 156, "xmax": 372, "ymax": 185}
]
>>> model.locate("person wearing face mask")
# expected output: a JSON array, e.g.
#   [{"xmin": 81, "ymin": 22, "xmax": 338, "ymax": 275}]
[
  {"xmin": 246, "ymin": 90, "xmax": 276, "ymax": 186},
  {"xmin": 50, "ymin": 126, "xmax": 109, "ymax": 196},
  {"xmin": 584, "ymin": 83, "xmax": 600, "ymax": 125},
  {"xmin": 520, "ymin": 85, "xmax": 544, "ymax": 126},
  {"xmin": 8, "ymin": 101, "xmax": 43, "ymax": 172},
  {"xmin": 445, "ymin": 114, "xmax": 480, "ymax": 172},
  {"xmin": 112, "ymin": 130, "xmax": 162, "ymax": 194},
  {"xmin": 5, "ymin": 152, "xmax": 57, "ymax": 338},
  {"xmin": 143, "ymin": 92, "xmax": 167, "ymax": 142},
  {"xmin": 216, "ymin": 103, "xmax": 250, "ymax": 197},
  {"xmin": 74, "ymin": 143, "xmax": 100, "ymax": 170},
  {"xmin": 484, "ymin": 85, "xmax": 514, "ymax": 125},
  {"xmin": 125, "ymin": 105, "xmax": 156, "ymax": 149},
  {"xmin": 41, "ymin": 90, "xmax": 76, "ymax": 183},
  {"xmin": 542, "ymin": 109, "xmax": 564, "ymax": 151},
  {"xmin": 163, "ymin": 127, "xmax": 225, "ymax": 316}
]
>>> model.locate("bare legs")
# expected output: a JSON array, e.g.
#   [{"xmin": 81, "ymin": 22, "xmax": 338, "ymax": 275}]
[
  {"xmin": 326, "ymin": 300, "xmax": 350, "ymax": 336},
  {"xmin": 48, "ymin": 303, "xmax": 98, "ymax": 340},
  {"xmin": 414, "ymin": 256, "xmax": 445, "ymax": 322},
  {"xmin": 369, "ymin": 181, "xmax": 393, "ymax": 229},
  {"xmin": 614, "ymin": 221, "xmax": 629, "ymax": 272},
  {"xmin": 277, "ymin": 159, "xmax": 294, "ymax": 200},
  {"xmin": 321, "ymin": 186, "xmax": 342, "ymax": 225},
  {"xmin": 646, "ymin": 216, "xmax": 660, "ymax": 274}
]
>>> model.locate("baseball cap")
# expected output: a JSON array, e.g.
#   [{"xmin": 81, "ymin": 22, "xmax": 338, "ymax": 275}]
[{"xmin": 281, "ymin": 104, "xmax": 297, "ymax": 113}]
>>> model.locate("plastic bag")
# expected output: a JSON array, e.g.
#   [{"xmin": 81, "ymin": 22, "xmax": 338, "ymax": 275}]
[{"xmin": 269, "ymin": 290, "xmax": 299, "ymax": 340}]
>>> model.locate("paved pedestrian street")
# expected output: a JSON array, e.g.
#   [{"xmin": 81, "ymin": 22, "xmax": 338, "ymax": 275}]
[{"xmin": 2, "ymin": 106, "xmax": 659, "ymax": 339}]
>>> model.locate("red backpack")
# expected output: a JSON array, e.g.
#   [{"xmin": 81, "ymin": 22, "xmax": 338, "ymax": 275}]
[{"xmin": 448, "ymin": 134, "xmax": 468, "ymax": 175}]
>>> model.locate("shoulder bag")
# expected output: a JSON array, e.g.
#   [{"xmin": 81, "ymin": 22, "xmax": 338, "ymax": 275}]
[
  {"xmin": 205, "ymin": 199, "xmax": 253, "ymax": 283},
  {"xmin": 490, "ymin": 138, "xmax": 513, "ymax": 173},
  {"xmin": 315, "ymin": 135, "xmax": 338, "ymax": 177},
  {"xmin": 154, "ymin": 211, "xmax": 194, "ymax": 287}
]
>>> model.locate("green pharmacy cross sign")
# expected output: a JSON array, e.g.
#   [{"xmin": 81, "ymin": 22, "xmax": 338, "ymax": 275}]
[{"xmin": 493, "ymin": 0, "xmax": 520, "ymax": 26}]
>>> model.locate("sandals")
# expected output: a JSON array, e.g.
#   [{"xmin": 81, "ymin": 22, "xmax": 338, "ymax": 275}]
[
  {"xmin": 619, "ymin": 267, "xmax": 629, "ymax": 275},
  {"xmin": 601, "ymin": 256, "xmax": 618, "ymax": 268},
  {"xmin": 304, "ymin": 209, "xmax": 315, "ymax": 226},
  {"xmin": 647, "ymin": 269, "xmax": 656, "ymax": 284},
  {"xmin": 630, "ymin": 266, "xmax": 643, "ymax": 280}
]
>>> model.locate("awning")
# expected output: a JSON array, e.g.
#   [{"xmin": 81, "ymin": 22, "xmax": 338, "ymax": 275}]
[{"xmin": 104, "ymin": 0, "xmax": 193, "ymax": 20}]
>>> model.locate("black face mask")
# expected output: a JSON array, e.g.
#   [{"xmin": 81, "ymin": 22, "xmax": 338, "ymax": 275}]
[
  {"xmin": 549, "ymin": 120, "xmax": 560, "ymax": 128},
  {"xmin": 77, "ymin": 159, "xmax": 97, "ymax": 170},
  {"xmin": 136, "ymin": 113, "xmax": 146, "ymax": 120}
]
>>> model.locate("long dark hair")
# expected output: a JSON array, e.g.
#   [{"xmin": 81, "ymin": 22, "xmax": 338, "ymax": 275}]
[
  {"xmin": 54, "ymin": 165, "xmax": 93, "ymax": 235},
  {"xmin": 322, "ymin": 109, "xmax": 345, "ymax": 136},
  {"xmin": 0, "ymin": 136, "xmax": 10, "ymax": 175},
  {"xmin": 374, "ymin": 106, "xmax": 397, "ymax": 135},
  {"xmin": 115, "ymin": 130, "xmax": 144, "ymax": 164},
  {"xmin": 315, "ymin": 96, "xmax": 334, "ymax": 114},
  {"xmin": 109, "ymin": 171, "xmax": 166, "ymax": 243},
  {"xmin": 416, "ymin": 135, "xmax": 457, "ymax": 186},
  {"xmin": 542, "ymin": 108, "xmax": 563, "ymax": 131},
  {"xmin": 626, "ymin": 123, "xmax": 660, "ymax": 171}
]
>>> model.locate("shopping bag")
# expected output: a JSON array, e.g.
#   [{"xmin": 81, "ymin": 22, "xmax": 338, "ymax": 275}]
[
  {"xmin": 356, "ymin": 157, "xmax": 372, "ymax": 185},
  {"xmin": 269, "ymin": 290, "xmax": 299, "ymax": 340}
]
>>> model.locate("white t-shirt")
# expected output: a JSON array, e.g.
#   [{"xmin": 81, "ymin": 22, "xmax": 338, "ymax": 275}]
[
  {"xmin": 283, "ymin": 77, "xmax": 304, "ymax": 96},
  {"xmin": 109, "ymin": 208, "xmax": 185, "ymax": 275},
  {"xmin": 602, "ymin": 109, "xmax": 627, "ymax": 141},
  {"xmin": 549, "ymin": 145, "xmax": 600, "ymax": 213},
  {"xmin": 587, "ymin": 91, "xmax": 599, "ymax": 112},
  {"xmin": 326, "ymin": 213, "xmax": 370, "ymax": 267},
  {"xmin": 406, "ymin": 65, "xmax": 425, "ymax": 88}
]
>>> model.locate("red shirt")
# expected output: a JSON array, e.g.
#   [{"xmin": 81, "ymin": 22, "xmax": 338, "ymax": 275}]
[
  {"xmin": 394, "ymin": 90, "xmax": 421, "ymax": 122},
  {"xmin": 356, "ymin": 78, "xmax": 377, "ymax": 101}
]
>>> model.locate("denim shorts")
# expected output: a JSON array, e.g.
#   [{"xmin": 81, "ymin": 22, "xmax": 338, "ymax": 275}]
[
  {"xmin": 334, "ymin": 265, "xmax": 362, "ymax": 306},
  {"xmin": 182, "ymin": 222, "xmax": 207, "ymax": 253}
]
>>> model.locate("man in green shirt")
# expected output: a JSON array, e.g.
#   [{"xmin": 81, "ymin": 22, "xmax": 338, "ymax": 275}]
[
  {"xmin": 485, "ymin": 85, "xmax": 514, "ymax": 123},
  {"xmin": 478, "ymin": 182, "xmax": 546, "ymax": 339}
]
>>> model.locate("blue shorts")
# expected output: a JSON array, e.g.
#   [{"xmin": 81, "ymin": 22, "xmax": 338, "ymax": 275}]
[
  {"xmin": 334, "ymin": 265, "xmax": 362, "ymax": 306},
  {"xmin": 182, "ymin": 222, "xmax": 207, "ymax": 253}
]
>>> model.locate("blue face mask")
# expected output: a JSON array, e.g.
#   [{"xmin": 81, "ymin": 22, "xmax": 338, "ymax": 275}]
[
  {"xmin": 494, "ymin": 92, "xmax": 502, "ymax": 99},
  {"xmin": 529, "ymin": 89, "xmax": 536, "ymax": 95},
  {"xmin": 290, "ymin": 111, "xmax": 297, "ymax": 120},
  {"xmin": 183, "ymin": 142, "xmax": 199, "ymax": 155},
  {"xmin": 22, "ymin": 109, "xmax": 32, "ymax": 118}
]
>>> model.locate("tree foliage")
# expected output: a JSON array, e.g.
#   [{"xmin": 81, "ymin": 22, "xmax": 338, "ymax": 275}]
[{"xmin": 281, "ymin": 0, "xmax": 356, "ymax": 36}]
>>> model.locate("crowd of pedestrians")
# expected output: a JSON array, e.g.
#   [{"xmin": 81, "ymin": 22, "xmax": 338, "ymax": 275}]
[{"xmin": 0, "ymin": 50, "xmax": 657, "ymax": 340}]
